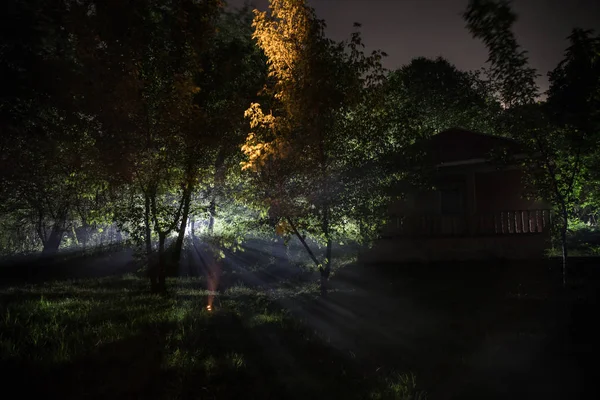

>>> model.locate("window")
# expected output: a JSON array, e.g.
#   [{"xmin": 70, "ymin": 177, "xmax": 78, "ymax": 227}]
[{"xmin": 440, "ymin": 185, "xmax": 465, "ymax": 215}]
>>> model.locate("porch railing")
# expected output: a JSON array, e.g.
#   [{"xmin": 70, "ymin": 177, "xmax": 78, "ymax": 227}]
[{"xmin": 391, "ymin": 209, "xmax": 552, "ymax": 237}]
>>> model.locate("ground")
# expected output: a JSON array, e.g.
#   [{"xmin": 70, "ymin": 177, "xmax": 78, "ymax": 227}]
[{"xmin": 0, "ymin": 240, "xmax": 597, "ymax": 399}]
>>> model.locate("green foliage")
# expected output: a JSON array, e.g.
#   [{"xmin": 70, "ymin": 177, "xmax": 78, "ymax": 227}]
[
  {"xmin": 384, "ymin": 57, "xmax": 502, "ymax": 140},
  {"xmin": 1, "ymin": 0, "xmax": 598, "ymax": 283},
  {"xmin": 464, "ymin": 0, "xmax": 600, "ymax": 277},
  {"xmin": 464, "ymin": 0, "xmax": 539, "ymax": 107},
  {"xmin": 546, "ymin": 29, "xmax": 600, "ymax": 226},
  {"xmin": 549, "ymin": 218, "xmax": 600, "ymax": 256},
  {"xmin": 547, "ymin": 29, "xmax": 600, "ymax": 131},
  {"xmin": 0, "ymin": 1, "xmax": 268, "ymax": 269},
  {"xmin": 240, "ymin": 0, "xmax": 393, "ymax": 273}
]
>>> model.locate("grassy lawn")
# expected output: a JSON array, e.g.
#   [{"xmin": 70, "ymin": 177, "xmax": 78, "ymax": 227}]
[
  {"xmin": 0, "ymin": 258, "xmax": 596, "ymax": 399},
  {"xmin": 0, "ymin": 273, "xmax": 425, "ymax": 400}
]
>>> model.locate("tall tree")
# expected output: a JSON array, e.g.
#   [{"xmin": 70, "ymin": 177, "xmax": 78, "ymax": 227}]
[
  {"xmin": 241, "ymin": 0, "xmax": 388, "ymax": 294},
  {"xmin": 69, "ymin": 0, "xmax": 222, "ymax": 291},
  {"xmin": 0, "ymin": 0, "xmax": 107, "ymax": 255},
  {"xmin": 547, "ymin": 29, "xmax": 600, "ymax": 225},
  {"xmin": 385, "ymin": 57, "xmax": 501, "ymax": 140},
  {"xmin": 464, "ymin": 0, "xmax": 597, "ymax": 285},
  {"xmin": 179, "ymin": 6, "xmax": 268, "ymax": 245}
]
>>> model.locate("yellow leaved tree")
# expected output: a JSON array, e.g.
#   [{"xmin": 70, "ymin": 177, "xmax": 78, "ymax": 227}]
[
  {"xmin": 241, "ymin": 0, "xmax": 387, "ymax": 295},
  {"xmin": 240, "ymin": 0, "xmax": 316, "ymax": 173}
]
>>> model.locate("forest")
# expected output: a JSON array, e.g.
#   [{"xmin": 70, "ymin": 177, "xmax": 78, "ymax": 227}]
[
  {"xmin": 2, "ymin": 0, "xmax": 599, "ymax": 287},
  {"xmin": 0, "ymin": 0, "xmax": 599, "ymax": 398}
]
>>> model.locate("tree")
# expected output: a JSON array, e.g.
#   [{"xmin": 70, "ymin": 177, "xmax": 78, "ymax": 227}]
[
  {"xmin": 0, "ymin": 1, "xmax": 269, "ymax": 289},
  {"xmin": 385, "ymin": 57, "xmax": 501, "ymax": 140},
  {"xmin": 241, "ymin": 0, "xmax": 388, "ymax": 294},
  {"xmin": 179, "ymin": 6, "xmax": 268, "ymax": 245},
  {"xmin": 464, "ymin": 0, "xmax": 539, "ymax": 108},
  {"xmin": 67, "ymin": 0, "xmax": 223, "ymax": 291},
  {"xmin": 464, "ymin": 0, "xmax": 598, "ymax": 286},
  {"xmin": 0, "ymin": 0, "xmax": 111, "ymax": 255},
  {"xmin": 547, "ymin": 30, "xmax": 600, "ymax": 227}
]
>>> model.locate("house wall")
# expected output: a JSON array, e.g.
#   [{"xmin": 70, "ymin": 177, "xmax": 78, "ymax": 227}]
[
  {"xmin": 366, "ymin": 234, "xmax": 550, "ymax": 263},
  {"xmin": 387, "ymin": 168, "xmax": 548, "ymax": 222},
  {"xmin": 474, "ymin": 169, "xmax": 545, "ymax": 212},
  {"xmin": 374, "ymin": 165, "xmax": 551, "ymax": 261},
  {"xmin": 391, "ymin": 189, "xmax": 438, "ymax": 215}
]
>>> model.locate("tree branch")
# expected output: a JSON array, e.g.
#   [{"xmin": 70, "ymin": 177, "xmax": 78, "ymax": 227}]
[{"xmin": 286, "ymin": 216, "xmax": 321, "ymax": 271}]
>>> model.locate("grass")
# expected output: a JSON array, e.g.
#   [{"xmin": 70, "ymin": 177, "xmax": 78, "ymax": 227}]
[
  {"xmin": 0, "ymin": 274, "xmax": 425, "ymax": 400},
  {"xmin": 2, "ymin": 255, "xmax": 595, "ymax": 399},
  {"xmin": 370, "ymin": 372, "xmax": 428, "ymax": 400}
]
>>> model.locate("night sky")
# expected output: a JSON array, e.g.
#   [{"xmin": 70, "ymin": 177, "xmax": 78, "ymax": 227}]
[{"xmin": 227, "ymin": 0, "xmax": 600, "ymax": 93}]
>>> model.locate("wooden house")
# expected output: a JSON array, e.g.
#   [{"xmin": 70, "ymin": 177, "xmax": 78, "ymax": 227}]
[{"xmin": 369, "ymin": 128, "xmax": 551, "ymax": 262}]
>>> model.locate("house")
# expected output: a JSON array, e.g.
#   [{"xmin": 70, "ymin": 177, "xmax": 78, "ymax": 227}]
[{"xmin": 369, "ymin": 128, "xmax": 552, "ymax": 263}]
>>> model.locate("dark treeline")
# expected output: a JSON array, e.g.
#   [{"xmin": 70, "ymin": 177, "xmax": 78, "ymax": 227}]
[{"xmin": 1, "ymin": 0, "xmax": 599, "ymax": 291}]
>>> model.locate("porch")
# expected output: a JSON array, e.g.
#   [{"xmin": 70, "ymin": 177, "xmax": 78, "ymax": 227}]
[
  {"xmin": 388, "ymin": 209, "xmax": 552, "ymax": 238},
  {"xmin": 368, "ymin": 209, "xmax": 553, "ymax": 263}
]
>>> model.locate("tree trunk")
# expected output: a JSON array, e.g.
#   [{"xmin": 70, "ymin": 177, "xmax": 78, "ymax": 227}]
[
  {"xmin": 287, "ymin": 217, "xmax": 321, "ymax": 269},
  {"xmin": 190, "ymin": 218, "xmax": 196, "ymax": 238},
  {"xmin": 208, "ymin": 149, "xmax": 226, "ymax": 236},
  {"xmin": 42, "ymin": 225, "xmax": 63, "ymax": 255},
  {"xmin": 173, "ymin": 184, "xmax": 192, "ymax": 264},
  {"xmin": 321, "ymin": 205, "xmax": 332, "ymax": 296},
  {"xmin": 75, "ymin": 225, "xmax": 89, "ymax": 250},
  {"xmin": 560, "ymin": 210, "xmax": 569, "ymax": 288},
  {"xmin": 145, "ymin": 192, "xmax": 156, "ymax": 289},
  {"xmin": 282, "ymin": 237, "xmax": 290, "ymax": 266},
  {"xmin": 208, "ymin": 200, "xmax": 215, "ymax": 235},
  {"xmin": 156, "ymin": 233, "xmax": 167, "ymax": 293}
]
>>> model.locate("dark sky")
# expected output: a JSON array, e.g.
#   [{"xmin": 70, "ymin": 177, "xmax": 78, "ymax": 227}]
[{"xmin": 227, "ymin": 0, "xmax": 600, "ymax": 93}]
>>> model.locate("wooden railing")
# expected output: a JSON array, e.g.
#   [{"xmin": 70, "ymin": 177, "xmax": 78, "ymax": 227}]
[
  {"xmin": 476, "ymin": 209, "xmax": 551, "ymax": 235},
  {"xmin": 391, "ymin": 209, "xmax": 551, "ymax": 237}
]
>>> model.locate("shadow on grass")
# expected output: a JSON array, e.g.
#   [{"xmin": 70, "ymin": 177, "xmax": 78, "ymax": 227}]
[
  {"xmin": 167, "ymin": 291, "xmax": 375, "ymax": 399},
  {"xmin": 5, "ymin": 327, "xmax": 172, "ymax": 400},
  {"xmin": 330, "ymin": 260, "xmax": 597, "ymax": 400},
  {"xmin": 0, "ymin": 276, "xmax": 413, "ymax": 400}
]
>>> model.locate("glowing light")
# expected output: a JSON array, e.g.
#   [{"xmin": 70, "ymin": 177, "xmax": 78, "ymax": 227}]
[{"xmin": 206, "ymin": 304, "xmax": 212, "ymax": 312}]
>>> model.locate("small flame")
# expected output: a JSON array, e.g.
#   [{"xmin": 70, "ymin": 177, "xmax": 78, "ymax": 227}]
[{"xmin": 206, "ymin": 304, "xmax": 212, "ymax": 312}]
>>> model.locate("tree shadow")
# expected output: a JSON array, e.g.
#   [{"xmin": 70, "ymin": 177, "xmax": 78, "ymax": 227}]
[
  {"xmin": 325, "ymin": 260, "xmax": 595, "ymax": 400},
  {"xmin": 170, "ymin": 295, "xmax": 374, "ymax": 400},
  {"xmin": 0, "ymin": 273, "xmax": 428, "ymax": 399},
  {"xmin": 4, "ymin": 322, "xmax": 174, "ymax": 400}
]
